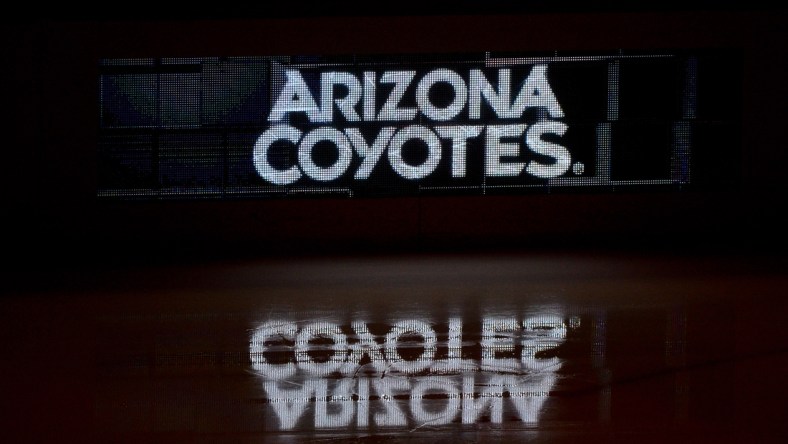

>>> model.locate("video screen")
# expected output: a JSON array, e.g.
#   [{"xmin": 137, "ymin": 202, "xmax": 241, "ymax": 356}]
[{"xmin": 99, "ymin": 51, "xmax": 739, "ymax": 200}]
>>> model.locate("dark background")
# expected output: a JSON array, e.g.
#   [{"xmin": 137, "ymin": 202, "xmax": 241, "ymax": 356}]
[
  {"xmin": 2, "ymin": 1, "xmax": 787, "ymax": 263},
  {"xmin": 2, "ymin": 2, "xmax": 787, "ymax": 442}
]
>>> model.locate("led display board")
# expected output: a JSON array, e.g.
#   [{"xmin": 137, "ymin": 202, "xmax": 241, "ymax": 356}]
[{"xmin": 98, "ymin": 50, "xmax": 738, "ymax": 199}]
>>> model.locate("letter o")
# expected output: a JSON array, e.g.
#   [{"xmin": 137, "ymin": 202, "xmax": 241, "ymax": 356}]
[
  {"xmin": 387, "ymin": 125, "xmax": 442, "ymax": 180},
  {"xmin": 298, "ymin": 127, "xmax": 353, "ymax": 181},
  {"xmin": 295, "ymin": 322, "xmax": 348, "ymax": 376},
  {"xmin": 410, "ymin": 377, "xmax": 460, "ymax": 425},
  {"xmin": 416, "ymin": 68, "xmax": 468, "ymax": 121},
  {"xmin": 384, "ymin": 320, "xmax": 437, "ymax": 373}
]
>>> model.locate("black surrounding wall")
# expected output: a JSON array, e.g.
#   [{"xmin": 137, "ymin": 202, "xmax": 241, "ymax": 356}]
[
  {"xmin": 1, "ymin": 5, "xmax": 786, "ymax": 264},
  {"xmin": 2, "ymin": 6, "xmax": 788, "ymax": 442}
]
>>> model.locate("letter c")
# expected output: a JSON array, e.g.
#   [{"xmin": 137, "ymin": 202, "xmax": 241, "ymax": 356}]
[{"xmin": 252, "ymin": 125, "xmax": 303, "ymax": 185}]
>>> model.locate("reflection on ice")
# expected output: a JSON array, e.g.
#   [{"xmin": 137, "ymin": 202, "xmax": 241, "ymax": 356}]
[
  {"xmin": 263, "ymin": 373, "xmax": 556, "ymax": 430},
  {"xmin": 251, "ymin": 313, "xmax": 569, "ymax": 430}
]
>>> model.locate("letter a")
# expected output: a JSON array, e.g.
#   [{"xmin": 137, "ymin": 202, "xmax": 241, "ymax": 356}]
[{"xmin": 269, "ymin": 70, "xmax": 322, "ymax": 122}]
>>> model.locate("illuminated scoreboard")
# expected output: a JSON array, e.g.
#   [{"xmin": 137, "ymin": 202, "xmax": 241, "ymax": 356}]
[{"xmin": 98, "ymin": 50, "xmax": 739, "ymax": 199}]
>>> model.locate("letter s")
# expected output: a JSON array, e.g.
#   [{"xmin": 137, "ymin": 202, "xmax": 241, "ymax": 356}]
[{"xmin": 525, "ymin": 121, "xmax": 570, "ymax": 179}]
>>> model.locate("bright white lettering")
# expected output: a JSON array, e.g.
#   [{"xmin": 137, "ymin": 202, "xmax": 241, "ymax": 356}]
[
  {"xmin": 469, "ymin": 68, "xmax": 512, "ymax": 118},
  {"xmin": 525, "ymin": 121, "xmax": 571, "ymax": 179},
  {"xmin": 346, "ymin": 127, "xmax": 396, "ymax": 180},
  {"xmin": 297, "ymin": 127, "xmax": 353, "ymax": 181},
  {"xmin": 255, "ymin": 314, "xmax": 570, "ymax": 430},
  {"xmin": 384, "ymin": 319, "xmax": 437, "ymax": 374},
  {"xmin": 485, "ymin": 124, "xmax": 527, "ymax": 177},
  {"xmin": 252, "ymin": 125, "xmax": 302, "ymax": 186},
  {"xmin": 295, "ymin": 322, "xmax": 348, "ymax": 377},
  {"xmin": 410, "ymin": 377, "xmax": 461, "ymax": 425},
  {"xmin": 320, "ymin": 71, "xmax": 362, "ymax": 122},
  {"xmin": 387, "ymin": 125, "xmax": 442, "ymax": 180},
  {"xmin": 511, "ymin": 64, "xmax": 565, "ymax": 118},
  {"xmin": 313, "ymin": 379, "xmax": 355, "ymax": 428},
  {"xmin": 378, "ymin": 71, "xmax": 417, "ymax": 121},
  {"xmin": 522, "ymin": 315, "xmax": 567, "ymax": 371},
  {"xmin": 250, "ymin": 320, "xmax": 297, "ymax": 380},
  {"xmin": 269, "ymin": 70, "xmax": 321, "ymax": 122},
  {"xmin": 416, "ymin": 68, "xmax": 468, "ymax": 121},
  {"xmin": 436, "ymin": 125, "xmax": 483, "ymax": 178}
]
